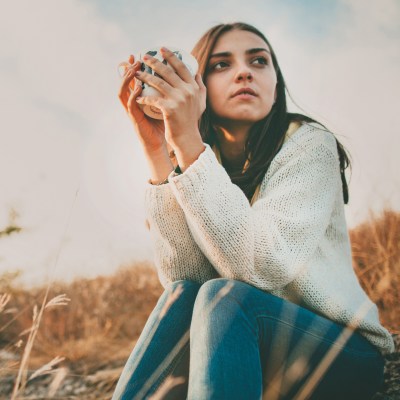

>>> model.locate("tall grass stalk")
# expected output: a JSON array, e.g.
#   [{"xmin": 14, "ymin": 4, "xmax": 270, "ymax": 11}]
[
  {"xmin": 10, "ymin": 291, "xmax": 70, "ymax": 399},
  {"xmin": 1, "ymin": 208, "xmax": 397, "ymax": 398},
  {"xmin": 9, "ymin": 186, "xmax": 78, "ymax": 398},
  {"xmin": 292, "ymin": 300, "xmax": 373, "ymax": 399},
  {"xmin": 0, "ymin": 294, "xmax": 11, "ymax": 313},
  {"xmin": 148, "ymin": 376, "xmax": 186, "ymax": 400},
  {"xmin": 133, "ymin": 281, "xmax": 234, "ymax": 400},
  {"xmin": 114, "ymin": 282, "xmax": 185, "ymax": 395}
]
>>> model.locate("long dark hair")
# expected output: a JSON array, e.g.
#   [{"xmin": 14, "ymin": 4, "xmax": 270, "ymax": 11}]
[{"xmin": 191, "ymin": 22, "xmax": 351, "ymax": 204}]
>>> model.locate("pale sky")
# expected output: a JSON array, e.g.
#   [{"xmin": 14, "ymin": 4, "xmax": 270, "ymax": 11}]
[{"xmin": 0, "ymin": 0, "xmax": 399, "ymax": 286}]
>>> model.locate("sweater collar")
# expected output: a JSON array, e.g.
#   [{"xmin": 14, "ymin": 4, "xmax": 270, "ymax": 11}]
[{"xmin": 211, "ymin": 120, "xmax": 301, "ymax": 205}]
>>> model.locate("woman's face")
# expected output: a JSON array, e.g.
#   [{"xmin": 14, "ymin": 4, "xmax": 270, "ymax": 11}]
[{"xmin": 205, "ymin": 29, "xmax": 277, "ymax": 128}]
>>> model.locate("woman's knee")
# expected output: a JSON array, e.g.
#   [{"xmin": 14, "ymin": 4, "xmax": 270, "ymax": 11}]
[
  {"xmin": 164, "ymin": 279, "xmax": 202, "ymax": 293},
  {"xmin": 196, "ymin": 278, "xmax": 254, "ymax": 304},
  {"xmin": 191, "ymin": 279, "xmax": 250, "ymax": 323},
  {"xmin": 156, "ymin": 280, "xmax": 202, "ymax": 314}
]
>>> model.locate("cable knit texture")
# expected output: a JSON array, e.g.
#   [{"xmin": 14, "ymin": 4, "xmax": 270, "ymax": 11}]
[{"xmin": 144, "ymin": 123, "xmax": 394, "ymax": 355}]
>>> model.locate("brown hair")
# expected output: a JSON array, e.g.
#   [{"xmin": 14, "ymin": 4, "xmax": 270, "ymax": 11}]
[{"xmin": 191, "ymin": 22, "xmax": 351, "ymax": 204}]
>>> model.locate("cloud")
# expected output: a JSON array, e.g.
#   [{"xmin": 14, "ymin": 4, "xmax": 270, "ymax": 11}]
[
  {"xmin": 0, "ymin": 0, "xmax": 152, "ymax": 285},
  {"xmin": 1, "ymin": 0, "xmax": 399, "ymax": 284},
  {"xmin": 258, "ymin": 0, "xmax": 400, "ymax": 225}
]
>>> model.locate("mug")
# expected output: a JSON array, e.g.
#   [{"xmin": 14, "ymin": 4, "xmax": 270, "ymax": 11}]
[{"xmin": 118, "ymin": 47, "xmax": 198, "ymax": 119}]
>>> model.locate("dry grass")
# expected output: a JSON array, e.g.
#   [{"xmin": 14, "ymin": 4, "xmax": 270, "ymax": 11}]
[
  {"xmin": 350, "ymin": 209, "xmax": 400, "ymax": 333},
  {"xmin": 0, "ymin": 262, "xmax": 163, "ymax": 398},
  {"xmin": 0, "ymin": 208, "xmax": 399, "ymax": 398}
]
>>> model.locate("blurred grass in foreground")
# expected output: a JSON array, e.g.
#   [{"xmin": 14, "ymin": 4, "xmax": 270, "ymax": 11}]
[
  {"xmin": 350, "ymin": 209, "xmax": 399, "ymax": 333},
  {"xmin": 0, "ymin": 208, "xmax": 399, "ymax": 398}
]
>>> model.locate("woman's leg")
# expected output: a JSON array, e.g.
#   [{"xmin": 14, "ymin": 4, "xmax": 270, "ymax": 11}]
[
  {"xmin": 188, "ymin": 278, "xmax": 384, "ymax": 400},
  {"xmin": 112, "ymin": 280, "xmax": 201, "ymax": 400}
]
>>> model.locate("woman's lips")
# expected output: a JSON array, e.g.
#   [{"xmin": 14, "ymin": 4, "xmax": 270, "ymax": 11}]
[
  {"xmin": 231, "ymin": 88, "xmax": 257, "ymax": 97},
  {"xmin": 233, "ymin": 93, "xmax": 257, "ymax": 100}
]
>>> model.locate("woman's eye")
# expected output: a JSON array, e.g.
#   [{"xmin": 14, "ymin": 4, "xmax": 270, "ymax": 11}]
[
  {"xmin": 211, "ymin": 61, "xmax": 229, "ymax": 70},
  {"xmin": 252, "ymin": 57, "xmax": 268, "ymax": 65}
]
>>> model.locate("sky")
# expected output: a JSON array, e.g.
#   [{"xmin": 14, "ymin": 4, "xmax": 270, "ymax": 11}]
[{"xmin": 0, "ymin": 0, "xmax": 399, "ymax": 286}]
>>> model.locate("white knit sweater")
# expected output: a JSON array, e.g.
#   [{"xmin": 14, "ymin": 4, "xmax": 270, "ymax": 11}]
[{"xmin": 144, "ymin": 122, "xmax": 394, "ymax": 355}]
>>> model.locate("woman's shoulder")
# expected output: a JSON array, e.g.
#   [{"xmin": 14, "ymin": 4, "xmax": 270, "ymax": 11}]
[
  {"xmin": 282, "ymin": 121, "xmax": 338, "ymax": 157},
  {"xmin": 256, "ymin": 121, "xmax": 341, "ymax": 201},
  {"xmin": 262, "ymin": 122, "xmax": 339, "ymax": 181}
]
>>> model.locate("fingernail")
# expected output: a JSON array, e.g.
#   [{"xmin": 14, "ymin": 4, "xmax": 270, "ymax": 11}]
[
  {"xmin": 142, "ymin": 54, "xmax": 150, "ymax": 60},
  {"xmin": 160, "ymin": 47, "xmax": 169, "ymax": 52}
]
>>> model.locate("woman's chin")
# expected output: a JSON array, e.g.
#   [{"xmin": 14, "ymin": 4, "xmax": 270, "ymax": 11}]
[{"xmin": 222, "ymin": 112, "xmax": 268, "ymax": 125}]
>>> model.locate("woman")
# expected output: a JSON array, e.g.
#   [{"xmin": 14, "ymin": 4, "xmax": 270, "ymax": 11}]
[{"xmin": 113, "ymin": 22, "xmax": 394, "ymax": 400}]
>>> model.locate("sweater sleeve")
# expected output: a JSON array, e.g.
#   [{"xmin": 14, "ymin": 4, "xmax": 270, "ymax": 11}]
[
  {"xmin": 167, "ymin": 126, "xmax": 341, "ymax": 291},
  {"xmin": 145, "ymin": 183, "xmax": 220, "ymax": 288}
]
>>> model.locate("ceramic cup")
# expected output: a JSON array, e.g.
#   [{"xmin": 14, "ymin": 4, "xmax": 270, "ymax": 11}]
[{"xmin": 118, "ymin": 47, "xmax": 198, "ymax": 119}]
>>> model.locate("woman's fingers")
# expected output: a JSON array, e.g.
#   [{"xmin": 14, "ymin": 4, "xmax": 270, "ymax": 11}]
[
  {"xmin": 118, "ymin": 55, "xmax": 136, "ymax": 78},
  {"xmin": 195, "ymin": 73, "xmax": 206, "ymax": 93},
  {"xmin": 118, "ymin": 70, "xmax": 134, "ymax": 110},
  {"xmin": 195, "ymin": 73, "xmax": 207, "ymax": 112},
  {"xmin": 140, "ymin": 54, "xmax": 182, "ymax": 90},
  {"xmin": 127, "ymin": 84, "xmax": 147, "ymax": 124},
  {"xmin": 135, "ymin": 70, "xmax": 175, "ymax": 97},
  {"xmin": 118, "ymin": 61, "xmax": 141, "ymax": 109},
  {"xmin": 134, "ymin": 71, "xmax": 205, "ymax": 120},
  {"xmin": 160, "ymin": 47, "xmax": 194, "ymax": 83},
  {"xmin": 135, "ymin": 94, "xmax": 164, "ymax": 111},
  {"xmin": 139, "ymin": 48, "xmax": 196, "ymax": 91},
  {"xmin": 129, "ymin": 50, "xmax": 203, "ymax": 124}
]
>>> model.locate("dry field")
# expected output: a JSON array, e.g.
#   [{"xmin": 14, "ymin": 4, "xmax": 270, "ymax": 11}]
[{"xmin": 0, "ymin": 209, "xmax": 399, "ymax": 399}]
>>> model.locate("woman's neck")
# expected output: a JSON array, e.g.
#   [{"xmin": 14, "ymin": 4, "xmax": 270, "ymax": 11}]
[{"xmin": 215, "ymin": 123, "xmax": 251, "ymax": 171}]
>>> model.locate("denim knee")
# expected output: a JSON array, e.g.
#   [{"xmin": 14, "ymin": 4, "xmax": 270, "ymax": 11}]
[
  {"xmin": 164, "ymin": 279, "xmax": 202, "ymax": 294},
  {"xmin": 191, "ymin": 279, "xmax": 247, "ymax": 327},
  {"xmin": 195, "ymin": 277, "xmax": 237, "ymax": 302}
]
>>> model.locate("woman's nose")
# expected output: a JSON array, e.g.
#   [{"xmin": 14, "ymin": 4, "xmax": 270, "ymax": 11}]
[{"xmin": 235, "ymin": 67, "xmax": 253, "ymax": 82}]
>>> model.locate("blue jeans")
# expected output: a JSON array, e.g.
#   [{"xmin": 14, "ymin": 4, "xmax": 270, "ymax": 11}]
[{"xmin": 112, "ymin": 279, "xmax": 384, "ymax": 400}]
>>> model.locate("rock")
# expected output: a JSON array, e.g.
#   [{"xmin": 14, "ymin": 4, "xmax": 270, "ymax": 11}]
[{"xmin": 373, "ymin": 334, "xmax": 400, "ymax": 399}]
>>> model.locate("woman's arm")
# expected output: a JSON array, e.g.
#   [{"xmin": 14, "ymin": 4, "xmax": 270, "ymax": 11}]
[
  {"xmin": 145, "ymin": 182, "xmax": 219, "ymax": 287},
  {"xmin": 166, "ymin": 125, "xmax": 341, "ymax": 291},
  {"xmin": 118, "ymin": 54, "xmax": 218, "ymax": 286}
]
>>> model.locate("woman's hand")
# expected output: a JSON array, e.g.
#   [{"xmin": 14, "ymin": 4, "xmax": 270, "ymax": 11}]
[
  {"xmin": 118, "ymin": 55, "xmax": 166, "ymax": 153},
  {"xmin": 134, "ymin": 47, "xmax": 207, "ymax": 147}
]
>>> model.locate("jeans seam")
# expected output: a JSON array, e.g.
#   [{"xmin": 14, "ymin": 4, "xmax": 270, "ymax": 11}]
[
  {"xmin": 149, "ymin": 339, "xmax": 190, "ymax": 396},
  {"xmin": 255, "ymin": 314, "xmax": 381, "ymax": 358},
  {"xmin": 223, "ymin": 291, "xmax": 259, "ymax": 338}
]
